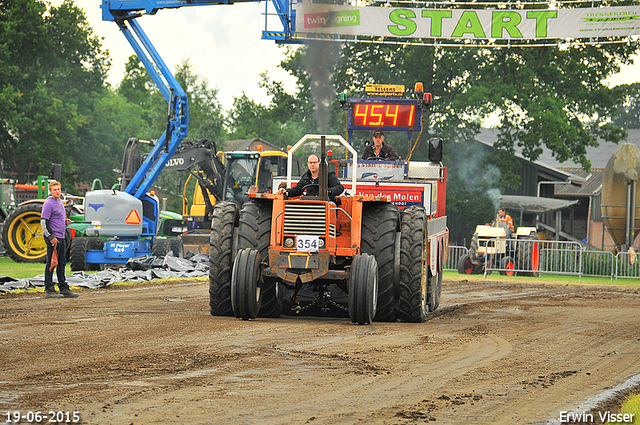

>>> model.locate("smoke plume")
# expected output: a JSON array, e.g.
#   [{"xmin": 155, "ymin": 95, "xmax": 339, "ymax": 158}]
[{"xmin": 305, "ymin": 40, "xmax": 341, "ymax": 134}]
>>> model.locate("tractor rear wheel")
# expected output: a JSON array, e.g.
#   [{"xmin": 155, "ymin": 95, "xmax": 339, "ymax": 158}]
[
  {"xmin": 231, "ymin": 248, "xmax": 262, "ymax": 320},
  {"xmin": 2, "ymin": 203, "xmax": 47, "ymax": 263},
  {"xmin": 469, "ymin": 232, "xmax": 479, "ymax": 264},
  {"xmin": 361, "ymin": 203, "xmax": 400, "ymax": 322},
  {"xmin": 236, "ymin": 200, "xmax": 277, "ymax": 318},
  {"xmin": 70, "ymin": 237, "xmax": 89, "ymax": 271},
  {"xmin": 209, "ymin": 201, "xmax": 239, "ymax": 316},
  {"xmin": 398, "ymin": 206, "xmax": 429, "ymax": 323},
  {"xmin": 517, "ymin": 234, "xmax": 541, "ymax": 277},
  {"xmin": 348, "ymin": 253, "xmax": 378, "ymax": 325}
]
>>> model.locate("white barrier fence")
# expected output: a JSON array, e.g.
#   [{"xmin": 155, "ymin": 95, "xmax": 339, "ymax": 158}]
[{"xmin": 446, "ymin": 239, "xmax": 639, "ymax": 280}]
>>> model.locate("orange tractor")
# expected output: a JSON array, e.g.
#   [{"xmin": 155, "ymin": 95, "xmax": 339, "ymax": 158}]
[{"xmin": 208, "ymin": 134, "xmax": 448, "ymax": 324}]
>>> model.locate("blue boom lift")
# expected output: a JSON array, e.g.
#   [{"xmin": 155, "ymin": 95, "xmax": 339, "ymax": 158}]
[{"xmin": 73, "ymin": 0, "xmax": 298, "ymax": 267}]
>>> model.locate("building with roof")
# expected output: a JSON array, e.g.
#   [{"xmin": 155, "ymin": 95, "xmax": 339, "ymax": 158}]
[{"xmin": 468, "ymin": 128, "xmax": 640, "ymax": 251}]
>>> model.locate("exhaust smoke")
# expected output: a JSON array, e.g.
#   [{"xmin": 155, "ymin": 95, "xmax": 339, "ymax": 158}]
[{"xmin": 305, "ymin": 40, "xmax": 341, "ymax": 134}]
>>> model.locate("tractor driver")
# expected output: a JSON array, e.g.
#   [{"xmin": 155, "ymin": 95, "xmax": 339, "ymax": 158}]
[
  {"xmin": 277, "ymin": 154, "xmax": 344, "ymax": 202},
  {"xmin": 497, "ymin": 207, "xmax": 515, "ymax": 234},
  {"xmin": 362, "ymin": 130, "xmax": 400, "ymax": 160}
]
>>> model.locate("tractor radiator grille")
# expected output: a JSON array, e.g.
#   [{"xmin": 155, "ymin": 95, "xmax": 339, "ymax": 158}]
[{"xmin": 284, "ymin": 203, "xmax": 326, "ymax": 235}]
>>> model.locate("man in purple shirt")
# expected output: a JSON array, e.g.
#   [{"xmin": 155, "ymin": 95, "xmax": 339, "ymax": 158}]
[{"xmin": 40, "ymin": 180, "xmax": 79, "ymax": 298}]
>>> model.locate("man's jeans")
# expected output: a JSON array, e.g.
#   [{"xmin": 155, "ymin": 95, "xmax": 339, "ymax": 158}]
[{"xmin": 45, "ymin": 238, "xmax": 68, "ymax": 291}]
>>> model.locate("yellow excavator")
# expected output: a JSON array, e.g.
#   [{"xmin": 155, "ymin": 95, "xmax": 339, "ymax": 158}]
[{"xmin": 163, "ymin": 139, "xmax": 300, "ymax": 255}]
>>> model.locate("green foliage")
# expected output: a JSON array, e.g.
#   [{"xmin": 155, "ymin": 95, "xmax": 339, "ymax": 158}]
[
  {"xmin": 174, "ymin": 59, "xmax": 224, "ymax": 141},
  {"xmin": 0, "ymin": 0, "xmax": 109, "ymax": 189},
  {"xmin": 613, "ymin": 82, "xmax": 640, "ymax": 129},
  {"xmin": 608, "ymin": 394, "xmax": 640, "ymax": 425},
  {"xmin": 113, "ymin": 58, "xmax": 227, "ymax": 211}
]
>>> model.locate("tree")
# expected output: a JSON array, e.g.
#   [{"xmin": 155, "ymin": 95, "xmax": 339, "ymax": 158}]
[
  {"xmin": 613, "ymin": 82, "xmax": 640, "ymax": 129},
  {"xmin": 327, "ymin": 42, "xmax": 636, "ymax": 173},
  {"xmin": 225, "ymin": 72, "xmax": 317, "ymax": 150},
  {"xmin": 174, "ymin": 59, "xmax": 224, "ymax": 142},
  {"xmin": 0, "ymin": 0, "xmax": 109, "ymax": 187},
  {"xmin": 120, "ymin": 59, "xmax": 227, "ymax": 210}
]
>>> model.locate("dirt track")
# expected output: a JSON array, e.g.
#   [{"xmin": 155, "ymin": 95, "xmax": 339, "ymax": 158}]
[{"xmin": 1, "ymin": 278, "xmax": 640, "ymax": 425}]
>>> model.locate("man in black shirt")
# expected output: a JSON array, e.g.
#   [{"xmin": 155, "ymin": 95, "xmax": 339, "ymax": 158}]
[
  {"xmin": 361, "ymin": 130, "xmax": 400, "ymax": 160},
  {"xmin": 277, "ymin": 154, "xmax": 344, "ymax": 202}
]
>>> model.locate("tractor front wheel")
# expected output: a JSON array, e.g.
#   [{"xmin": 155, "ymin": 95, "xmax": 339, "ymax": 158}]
[
  {"xmin": 348, "ymin": 253, "xmax": 378, "ymax": 325},
  {"xmin": 500, "ymin": 256, "xmax": 516, "ymax": 276},
  {"xmin": 458, "ymin": 254, "xmax": 473, "ymax": 274},
  {"xmin": 236, "ymin": 200, "xmax": 275, "ymax": 318},
  {"xmin": 259, "ymin": 278, "xmax": 284, "ymax": 318},
  {"xmin": 231, "ymin": 248, "xmax": 263, "ymax": 320},
  {"xmin": 169, "ymin": 238, "xmax": 183, "ymax": 258}
]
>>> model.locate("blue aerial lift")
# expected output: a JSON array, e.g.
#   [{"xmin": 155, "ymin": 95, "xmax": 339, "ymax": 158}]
[{"xmin": 70, "ymin": 0, "xmax": 299, "ymax": 268}]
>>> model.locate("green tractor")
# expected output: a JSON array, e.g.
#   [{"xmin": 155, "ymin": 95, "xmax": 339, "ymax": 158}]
[{"xmin": 1, "ymin": 175, "xmax": 82, "ymax": 263}]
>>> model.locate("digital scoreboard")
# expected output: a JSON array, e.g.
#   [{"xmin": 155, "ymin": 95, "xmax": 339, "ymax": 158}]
[{"xmin": 346, "ymin": 98, "xmax": 422, "ymax": 133}]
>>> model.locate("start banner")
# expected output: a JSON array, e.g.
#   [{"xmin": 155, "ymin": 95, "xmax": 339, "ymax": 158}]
[{"xmin": 295, "ymin": 4, "xmax": 640, "ymax": 40}]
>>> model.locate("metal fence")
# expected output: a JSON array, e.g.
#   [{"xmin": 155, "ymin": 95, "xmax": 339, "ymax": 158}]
[{"xmin": 445, "ymin": 239, "xmax": 639, "ymax": 280}]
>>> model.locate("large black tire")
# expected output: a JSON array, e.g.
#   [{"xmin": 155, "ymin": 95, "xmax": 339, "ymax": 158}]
[
  {"xmin": 231, "ymin": 248, "xmax": 263, "ymax": 320},
  {"xmin": 469, "ymin": 232, "xmax": 480, "ymax": 264},
  {"xmin": 236, "ymin": 200, "xmax": 277, "ymax": 318},
  {"xmin": 209, "ymin": 201, "xmax": 239, "ymax": 316},
  {"xmin": 348, "ymin": 253, "xmax": 378, "ymax": 325},
  {"xmin": 458, "ymin": 254, "xmax": 474, "ymax": 274},
  {"xmin": 398, "ymin": 206, "xmax": 429, "ymax": 323},
  {"xmin": 64, "ymin": 228, "xmax": 72, "ymax": 260},
  {"xmin": 259, "ymin": 280, "xmax": 284, "ymax": 318},
  {"xmin": 426, "ymin": 237, "xmax": 443, "ymax": 312},
  {"xmin": 70, "ymin": 237, "xmax": 89, "ymax": 271},
  {"xmin": 361, "ymin": 203, "xmax": 400, "ymax": 322},
  {"xmin": 500, "ymin": 256, "xmax": 516, "ymax": 276},
  {"xmin": 428, "ymin": 270, "xmax": 443, "ymax": 311},
  {"xmin": 152, "ymin": 238, "xmax": 170, "ymax": 258},
  {"xmin": 1, "ymin": 203, "xmax": 47, "ymax": 263},
  {"xmin": 237, "ymin": 200, "xmax": 272, "ymax": 255},
  {"xmin": 517, "ymin": 234, "xmax": 541, "ymax": 277},
  {"xmin": 169, "ymin": 238, "xmax": 183, "ymax": 258}
]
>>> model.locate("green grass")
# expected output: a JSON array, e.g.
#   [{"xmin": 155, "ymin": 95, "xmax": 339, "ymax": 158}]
[
  {"xmin": 606, "ymin": 394, "xmax": 640, "ymax": 425},
  {"xmin": 3, "ymin": 256, "xmax": 639, "ymax": 287},
  {"xmin": 444, "ymin": 270, "xmax": 640, "ymax": 287},
  {"xmin": 0, "ymin": 256, "xmax": 49, "ymax": 279}
]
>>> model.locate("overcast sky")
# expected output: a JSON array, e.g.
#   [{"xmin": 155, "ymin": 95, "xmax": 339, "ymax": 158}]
[
  {"xmin": 69, "ymin": 1, "xmax": 298, "ymax": 111},
  {"xmin": 57, "ymin": 2, "xmax": 639, "ymax": 112}
]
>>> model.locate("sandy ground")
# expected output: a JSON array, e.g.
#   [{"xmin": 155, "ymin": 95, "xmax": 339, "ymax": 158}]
[{"xmin": 1, "ymin": 278, "xmax": 639, "ymax": 425}]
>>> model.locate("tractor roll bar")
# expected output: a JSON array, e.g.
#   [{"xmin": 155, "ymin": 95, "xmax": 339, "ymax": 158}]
[{"xmin": 286, "ymin": 135, "xmax": 357, "ymax": 195}]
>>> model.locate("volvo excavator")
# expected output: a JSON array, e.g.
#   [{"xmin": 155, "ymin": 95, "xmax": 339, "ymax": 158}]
[{"xmin": 162, "ymin": 139, "xmax": 299, "ymax": 255}]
